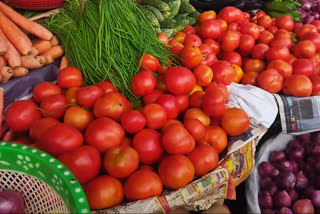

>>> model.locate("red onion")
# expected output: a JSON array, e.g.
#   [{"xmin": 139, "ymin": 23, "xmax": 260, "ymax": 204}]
[
  {"xmin": 287, "ymin": 189, "xmax": 299, "ymax": 202},
  {"xmin": 262, "ymin": 209, "xmax": 276, "ymax": 214},
  {"xmin": 287, "ymin": 146, "xmax": 304, "ymax": 161},
  {"xmin": 276, "ymin": 161, "xmax": 298, "ymax": 173},
  {"xmin": 312, "ymin": 190, "xmax": 320, "ymax": 208},
  {"xmin": 297, "ymin": 133, "xmax": 311, "ymax": 144},
  {"xmin": 277, "ymin": 207, "xmax": 294, "ymax": 214},
  {"xmin": 271, "ymin": 168, "xmax": 280, "ymax": 178},
  {"xmin": 278, "ymin": 171, "xmax": 296, "ymax": 190},
  {"xmin": 287, "ymin": 140, "xmax": 302, "ymax": 150},
  {"xmin": 292, "ymin": 199, "xmax": 314, "ymax": 214},
  {"xmin": 304, "ymin": 186, "xmax": 316, "ymax": 199},
  {"xmin": 266, "ymin": 182, "xmax": 278, "ymax": 196},
  {"xmin": 259, "ymin": 162, "xmax": 274, "ymax": 177},
  {"xmin": 274, "ymin": 190, "xmax": 292, "ymax": 208},
  {"xmin": 315, "ymin": 161, "xmax": 320, "ymax": 174},
  {"xmin": 260, "ymin": 177, "xmax": 272, "ymax": 190},
  {"xmin": 270, "ymin": 151, "xmax": 286, "ymax": 163},
  {"xmin": 259, "ymin": 191, "xmax": 273, "ymax": 209},
  {"xmin": 0, "ymin": 191, "xmax": 25, "ymax": 214},
  {"xmin": 312, "ymin": 144, "xmax": 320, "ymax": 155},
  {"xmin": 295, "ymin": 171, "xmax": 309, "ymax": 190}
]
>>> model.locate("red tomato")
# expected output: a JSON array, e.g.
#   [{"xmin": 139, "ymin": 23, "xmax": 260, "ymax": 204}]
[
  {"xmin": 220, "ymin": 30, "xmax": 241, "ymax": 52},
  {"xmin": 212, "ymin": 60, "xmax": 236, "ymax": 85},
  {"xmin": 293, "ymin": 40, "xmax": 317, "ymax": 58},
  {"xmin": 227, "ymin": 22, "xmax": 239, "ymax": 31},
  {"xmin": 267, "ymin": 26, "xmax": 278, "ymax": 34},
  {"xmin": 58, "ymin": 145, "xmax": 101, "ymax": 184},
  {"xmin": 39, "ymin": 123, "xmax": 83, "ymax": 156},
  {"xmin": 311, "ymin": 20, "xmax": 320, "ymax": 32},
  {"xmin": 243, "ymin": 59, "xmax": 265, "ymax": 73},
  {"xmin": 40, "ymin": 94, "xmax": 68, "ymax": 119},
  {"xmin": 189, "ymin": 91, "xmax": 205, "ymax": 108},
  {"xmin": 200, "ymin": 52, "xmax": 217, "ymax": 67},
  {"xmin": 218, "ymin": 6, "xmax": 243, "ymax": 23},
  {"xmin": 63, "ymin": 106, "xmax": 93, "ymax": 132},
  {"xmin": 32, "ymin": 82, "xmax": 62, "ymax": 103},
  {"xmin": 265, "ymin": 46, "xmax": 290, "ymax": 61},
  {"xmin": 310, "ymin": 75, "xmax": 320, "ymax": 95},
  {"xmin": 133, "ymin": 128, "xmax": 163, "ymax": 164},
  {"xmin": 158, "ymin": 155, "xmax": 195, "ymax": 189},
  {"xmin": 85, "ymin": 117, "xmax": 125, "ymax": 153},
  {"xmin": 297, "ymin": 24, "xmax": 318, "ymax": 39},
  {"xmin": 240, "ymin": 22, "xmax": 260, "ymax": 40},
  {"xmin": 301, "ymin": 32, "xmax": 320, "ymax": 51},
  {"xmin": 184, "ymin": 34, "xmax": 202, "ymax": 48},
  {"xmin": 183, "ymin": 118, "xmax": 205, "ymax": 141},
  {"xmin": 157, "ymin": 32, "xmax": 169, "ymax": 44},
  {"xmin": 193, "ymin": 65, "xmax": 213, "ymax": 87},
  {"xmin": 267, "ymin": 59, "xmax": 293, "ymax": 78},
  {"xmin": 120, "ymin": 110, "xmax": 146, "ymax": 134},
  {"xmin": 200, "ymin": 20, "xmax": 221, "ymax": 39},
  {"xmin": 202, "ymin": 88, "xmax": 225, "ymax": 117},
  {"xmin": 256, "ymin": 10, "xmax": 266, "ymax": 18},
  {"xmin": 251, "ymin": 43, "xmax": 269, "ymax": 60},
  {"xmin": 270, "ymin": 38, "xmax": 293, "ymax": 49},
  {"xmin": 275, "ymin": 15, "xmax": 294, "ymax": 31},
  {"xmin": 85, "ymin": 176, "xmax": 123, "ymax": 209},
  {"xmin": 5, "ymin": 100, "xmax": 41, "ymax": 132},
  {"xmin": 57, "ymin": 67, "xmax": 83, "ymax": 89},
  {"xmin": 205, "ymin": 82, "xmax": 228, "ymax": 100},
  {"xmin": 198, "ymin": 10, "xmax": 217, "ymax": 23},
  {"xmin": 103, "ymin": 145, "xmax": 139, "ymax": 178},
  {"xmin": 138, "ymin": 53, "xmax": 160, "ymax": 72},
  {"xmin": 131, "ymin": 70, "xmax": 157, "ymax": 96},
  {"xmin": 198, "ymin": 126, "xmax": 227, "ymax": 154},
  {"xmin": 257, "ymin": 15, "xmax": 273, "ymax": 29},
  {"xmin": 175, "ymin": 94, "xmax": 189, "ymax": 113},
  {"xmin": 155, "ymin": 94, "xmax": 179, "ymax": 119},
  {"xmin": 184, "ymin": 108, "xmax": 211, "ymax": 127},
  {"xmin": 120, "ymin": 136, "xmax": 131, "ymax": 147},
  {"xmin": 165, "ymin": 66, "xmax": 196, "ymax": 95},
  {"xmin": 217, "ymin": 19, "xmax": 228, "ymax": 32},
  {"xmin": 241, "ymin": 71, "xmax": 259, "ymax": 85},
  {"xmin": 169, "ymin": 39, "xmax": 184, "ymax": 55},
  {"xmin": 243, "ymin": 12, "xmax": 250, "ymax": 21},
  {"xmin": 204, "ymin": 39, "xmax": 220, "ymax": 55},
  {"xmin": 93, "ymin": 92, "xmax": 131, "ymax": 121},
  {"xmin": 174, "ymin": 32, "xmax": 186, "ymax": 44},
  {"xmin": 29, "ymin": 118, "xmax": 59, "ymax": 141},
  {"xmin": 187, "ymin": 144, "xmax": 219, "ymax": 176},
  {"xmin": 64, "ymin": 87, "xmax": 79, "ymax": 104},
  {"xmin": 274, "ymin": 29, "xmax": 291, "ymax": 40},
  {"xmin": 239, "ymin": 34, "xmax": 255, "ymax": 56},
  {"xmin": 292, "ymin": 59, "xmax": 315, "ymax": 77},
  {"xmin": 283, "ymin": 75, "xmax": 312, "ymax": 97},
  {"xmin": 143, "ymin": 90, "xmax": 163, "ymax": 105},
  {"xmin": 96, "ymin": 81, "xmax": 118, "ymax": 94},
  {"xmin": 293, "ymin": 22, "xmax": 303, "ymax": 34},
  {"xmin": 257, "ymin": 31, "xmax": 274, "ymax": 44},
  {"xmin": 142, "ymin": 103, "xmax": 167, "ymax": 129},
  {"xmin": 199, "ymin": 43, "xmax": 213, "ymax": 55},
  {"xmin": 257, "ymin": 69, "xmax": 283, "ymax": 93},
  {"xmin": 179, "ymin": 47, "xmax": 202, "ymax": 68},
  {"xmin": 124, "ymin": 169, "xmax": 162, "ymax": 201},
  {"xmin": 76, "ymin": 85, "xmax": 103, "ymax": 108},
  {"xmin": 183, "ymin": 25, "xmax": 197, "ymax": 35},
  {"xmin": 162, "ymin": 122, "xmax": 195, "ymax": 155},
  {"xmin": 221, "ymin": 108, "xmax": 250, "ymax": 136},
  {"xmin": 222, "ymin": 52, "xmax": 242, "ymax": 66}
]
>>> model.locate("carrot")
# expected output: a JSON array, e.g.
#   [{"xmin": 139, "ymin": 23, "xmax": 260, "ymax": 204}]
[
  {"xmin": 0, "ymin": 29, "xmax": 8, "ymax": 55},
  {"xmin": 0, "ymin": 11, "xmax": 32, "ymax": 56},
  {"xmin": 0, "ymin": 56, "xmax": 6, "ymax": 68},
  {"xmin": 59, "ymin": 56, "xmax": 68, "ymax": 70},
  {"xmin": 50, "ymin": 36, "xmax": 59, "ymax": 46},
  {"xmin": 21, "ymin": 56, "xmax": 46, "ymax": 69},
  {"xmin": 32, "ymin": 40, "xmax": 52, "ymax": 55},
  {"xmin": 30, "ymin": 47, "xmax": 39, "ymax": 56},
  {"xmin": 0, "ymin": 29, "xmax": 21, "ymax": 68},
  {"xmin": 0, "ymin": 66, "xmax": 13, "ymax": 83},
  {"xmin": 0, "ymin": 88, "xmax": 3, "ymax": 137},
  {"xmin": 13, "ymin": 67, "xmax": 28, "ymax": 77},
  {"xmin": 41, "ymin": 45, "xmax": 64, "ymax": 65},
  {"xmin": 0, "ymin": 2, "xmax": 53, "ymax": 41},
  {"xmin": 2, "ymin": 128, "xmax": 14, "ymax": 142}
]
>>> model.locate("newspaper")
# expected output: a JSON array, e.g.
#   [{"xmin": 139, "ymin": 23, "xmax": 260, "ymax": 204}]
[{"xmin": 274, "ymin": 94, "xmax": 320, "ymax": 135}]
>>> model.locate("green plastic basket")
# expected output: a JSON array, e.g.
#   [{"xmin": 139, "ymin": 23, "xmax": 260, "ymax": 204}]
[{"xmin": 0, "ymin": 142, "xmax": 90, "ymax": 214}]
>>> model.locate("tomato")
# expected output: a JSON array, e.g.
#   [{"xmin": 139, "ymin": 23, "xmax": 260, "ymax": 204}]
[
  {"xmin": 301, "ymin": 32, "xmax": 320, "ymax": 51},
  {"xmin": 211, "ymin": 60, "xmax": 236, "ymax": 85},
  {"xmin": 202, "ymin": 88, "xmax": 225, "ymax": 118},
  {"xmin": 265, "ymin": 46, "xmax": 290, "ymax": 61},
  {"xmin": 138, "ymin": 53, "xmax": 160, "ymax": 72},
  {"xmin": 64, "ymin": 87, "xmax": 79, "ymax": 104},
  {"xmin": 142, "ymin": 103, "xmax": 167, "ymax": 129},
  {"xmin": 198, "ymin": 10, "xmax": 217, "ymax": 23},
  {"xmin": 187, "ymin": 144, "xmax": 219, "ymax": 176},
  {"xmin": 204, "ymin": 39, "xmax": 220, "ymax": 55},
  {"xmin": 218, "ymin": 6, "xmax": 243, "ymax": 23},
  {"xmin": 131, "ymin": 70, "xmax": 156, "ymax": 96},
  {"xmin": 220, "ymin": 30, "xmax": 241, "ymax": 52},
  {"xmin": 227, "ymin": 22, "xmax": 239, "ymax": 31},
  {"xmin": 311, "ymin": 20, "xmax": 320, "ymax": 32},
  {"xmin": 267, "ymin": 59, "xmax": 292, "ymax": 78},
  {"xmin": 189, "ymin": 84, "xmax": 203, "ymax": 95},
  {"xmin": 189, "ymin": 91, "xmax": 205, "ymax": 108},
  {"xmin": 174, "ymin": 32, "xmax": 186, "ymax": 44},
  {"xmin": 257, "ymin": 15, "xmax": 273, "ymax": 29},
  {"xmin": 183, "ymin": 118, "xmax": 205, "ymax": 141},
  {"xmin": 200, "ymin": 52, "xmax": 217, "ymax": 67},
  {"xmin": 120, "ymin": 110, "xmax": 146, "ymax": 134},
  {"xmin": 312, "ymin": 53, "xmax": 320, "ymax": 72},
  {"xmin": 179, "ymin": 47, "xmax": 202, "ymax": 68},
  {"xmin": 240, "ymin": 22, "xmax": 260, "ymax": 40},
  {"xmin": 232, "ymin": 64, "xmax": 244, "ymax": 83},
  {"xmin": 292, "ymin": 59, "xmax": 315, "ymax": 77},
  {"xmin": 39, "ymin": 123, "xmax": 83, "ymax": 156},
  {"xmin": 175, "ymin": 94, "xmax": 189, "ymax": 113},
  {"xmin": 29, "ymin": 118, "xmax": 59, "ymax": 141},
  {"xmin": 155, "ymin": 74, "xmax": 167, "ymax": 93},
  {"xmin": 241, "ymin": 71, "xmax": 259, "ymax": 85},
  {"xmin": 184, "ymin": 34, "xmax": 202, "ymax": 48},
  {"xmin": 155, "ymin": 94, "xmax": 179, "ymax": 119},
  {"xmin": 85, "ymin": 176, "xmax": 123, "ymax": 209},
  {"xmin": 5, "ymin": 100, "xmax": 41, "ymax": 132},
  {"xmin": 169, "ymin": 39, "xmax": 184, "ymax": 55},
  {"xmin": 184, "ymin": 108, "xmax": 210, "ymax": 127},
  {"xmin": 243, "ymin": 12, "xmax": 250, "ymax": 21},
  {"xmin": 251, "ymin": 43, "xmax": 269, "ymax": 60},
  {"xmin": 183, "ymin": 25, "xmax": 197, "ymax": 35},
  {"xmin": 205, "ymin": 82, "xmax": 228, "ymax": 100},
  {"xmin": 120, "ymin": 136, "xmax": 131, "ymax": 147},
  {"xmin": 200, "ymin": 20, "xmax": 221, "ymax": 39},
  {"xmin": 221, "ymin": 108, "xmax": 250, "ymax": 136},
  {"xmin": 57, "ymin": 67, "xmax": 83, "ymax": 89},
  {"xmin": 198, "ymin": 126, "xmax": 227, "ymax": 154},
  {"xmin": 124, "ymin": 169, "xmax": 162, "ymax": 201},
  {"xmin": 199, "ymin": 44, "xmax": 213, "ymax": 56},
  {"xmin": 76, "ymin": 85, "xmax": 103, "ymax": 108},
  {"xmin": 270, "ymin": 38, "xmax": 293, "ymax": 49},
  {"xmin": 40, "ymin": 94, "xmax": 68, "ymax": 119},
  {"xmin": 239, "ymin": 34, "xmax": 255, "ymax": 56},
  {"xmin": 93, "ymin": 92, "xmax": 131, "ymax": 121},
  {"xmin": 158, "ymin": 155, "xmax": 194, "ymax": 189},
  {"xmin": 96, "ymin": 81, "xmax": 118, "ymax": 94},
  {"xmin": 193, "ymin": 65, "xmax": 213, "ymax": 87},
  {"xmin": 257, "ymin": 31, "xmax": 274, "ymax": 44},
  {"xmin": 257, "ymin": 69, "xmax": 283, "ymax": 93},
  {"xmin": 85, "ymin": 117, "xmax": 124, "ymax": 153},
  {"xmin": 32, "ymin": 82, "xmax": 62, "ymax": 103},
  {"xmin": 58, "ymin": 145, "xmax": 101, "ymax": 184},
  {"xmin": 310, "ymin": 75, "xmax": 320, "ymax": 95},
  {"xmin": 157, "ymin": 32, "xmax": 169, "ymax": 44},
  {"xmin": 222, "ymin": 51, "xmax": 242, "ymax": 66},
  {"xmin": 63, "ymin": 106, "xmax": 93, "ymax": 132},
  {"xmin": 293, "ymin": 22, "xmax": 303, "ymax": 34},
  {"xmin": 256, "ymin": 10, "xmax": 266, "ymax": 19},
  {"xmin": 274, "ymin": 29, "xmax": 291, "ymax": 40},
  {"xmin": 293, "ymin": 40, "xmax": 317, "ymax": 59},
  {"xmin": 297, "ymin": 24, "xmax": 317, "ymax": 39},
  {"xmin": 162, "ymin": 122, "xmax": 195, "ymax": 154},
  {"xmin": 217, "ymin": 19, "xmax": 228, "ymax": 32},
  {"xmin": 275, "ymin": 15, "xmax": 294, "ymax": 32},
  {"xmin": 165, "ymin": 66, "xmax": 196, "ymax": 95},
  {"xmin": 283, "ymin": 75, "xmax": 312, "ymax": 97}
]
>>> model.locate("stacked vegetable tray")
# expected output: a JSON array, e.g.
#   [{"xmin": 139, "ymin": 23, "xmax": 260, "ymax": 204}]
[{"xmin": 1, "ymin": 0, "xmax": 320, "ymax": 213}]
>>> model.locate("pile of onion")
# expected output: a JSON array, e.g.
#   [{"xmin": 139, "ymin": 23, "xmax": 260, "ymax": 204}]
[{"xmin": 298, "ymin": 0, "xmax": 320, "ymax": 23}]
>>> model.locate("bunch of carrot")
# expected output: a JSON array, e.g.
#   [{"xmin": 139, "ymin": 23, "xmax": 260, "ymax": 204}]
[{"xmin": 0, "ymin": 2, "xmax": 64, "ymax": 83}]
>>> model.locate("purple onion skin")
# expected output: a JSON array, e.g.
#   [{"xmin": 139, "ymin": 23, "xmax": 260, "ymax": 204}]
[
  {"xmin": 278, "ymin": 171, "xmax": 296, "ymax": 190},
  {"xmin": 315, "ymin": 162, "xmax": 320, "ymax": 174},
  {"xmin": 298, "ymin": 133, "xmax": 311, "ymax": 144},
  {"xmin": 270, "ymin": 151, "xmax": 286, "ymax": 163},
  {"xmin": 313, "ymin": 144, "xmax": 320, "ymax": 156},
  {"xmin": 304, "ymin": 186, "xmax": 316, "ymax": 199},
  {"xmin": 312, "ymin": 190, "xmax": 320, "ymax": 208},
  {"xmin": 287, "ymin": 140, "xmax": 302, "ymax": 150},
  {"xmin": 259, "ymin": 191, "xmax": 273, "ymax": 209},
  {"xmin": 276, "ymin": 161, "xmax": 298, "ymax": 173},
  {"xmin": 293, "ymin": 199, "xmax": 315, "ymax": 214},
  {"xmin": 287, "ymin": 146, "xmax": 305, "ymax": 161},
  {"xmin": 271, "ymin": 167, "xmax": 280, "ymax": 178},
  {"xmin": 287, "ymin": 189, "xmax": 299, "ymax": 202},
  {"xmin": 277, "ymin": 207, "xmax": 294, "ymax": 214},
  {"xmin": 262, "ymin": 209, "xmax": 276, "ymax": 214},
  {"xmin": 316, "ymin": 176, "xmax": 320, "ymax": 188},
  {"xmin": 0, "ymin": 191, "xmax": 25, "ymax": 214},
  {"xmin": 301, "ymin": 0, "xmax": 313, "ymax": 10},
  {"xmin": 259, "ymin": 162, "xmax": 274, "ymax": 177},
  {"xmin": 266, "ymin": 182, "xmax": 278, "ymax": 196},
  {"xmin": 274, "ymin": 190, "xmax": 292, "ymax": 208},
  {"xmin": 311, "ymin": 132, "xmax": 320, "ymax": 144},
  {"xmin": 260, "ymin": 177, "xmax": 272, "ymax": 190},
  {"xmin": 295, "ymin": 171, "xmax": 309, "ymax": 190}
]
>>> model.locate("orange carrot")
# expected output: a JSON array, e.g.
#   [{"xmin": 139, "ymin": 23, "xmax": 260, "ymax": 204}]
[
  {"xmin": 13, "ymin": 67, "xmax": 28, "ymax": 77},
  {"xmin": 21, "ymin": 56, "xmax": 45, "ymax": 69},
  {"xmin": 0, "ymin": 66, "xmax": 13, "ymax": 83},
  {"xmin": 32, "ymin": 40, "xmax": 52, "ymax": 55},
  {"xmin": 30, "ymin": 47, "xmax": 39, "ymax": 56},
  {"xmin": 2, "ymin": 128, "xmax": 14, "ymax": 141},
  {"xmin": 0, "ymin": 2, "xmax": 53, "ymax": 41},
  {"xmin": 0, "ymin": 29, "xmax": 21, "ymax": 68},
  {"xmin": 59, "ymin": 56, "xmax": 68, "ymax": 70},
  {"xmin": 0, "ymin": 11, "xmax": 32, "ymax": 56},
  {"xmin": 0, "ymin": 56, "xmax": 6, "ymax": 68},
  {"xmin": 41, "ymin": 45, "xmax": 64, "ymax": 65},
  {"xmin": 50, "ymin": 36, "xmax": 59, "ymax": 46},
  {"xmin": 0, "ymin": 88, "xmax": 3, "ymax": 137},
  {"xmin": 0, "ymin": 29, "xmax": 8, "ymax": 55}
]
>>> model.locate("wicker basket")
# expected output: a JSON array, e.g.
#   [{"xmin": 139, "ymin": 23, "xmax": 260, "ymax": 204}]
[{"xmin": 3, "ymin": 0, "xmax": 65, "ymax": 10}]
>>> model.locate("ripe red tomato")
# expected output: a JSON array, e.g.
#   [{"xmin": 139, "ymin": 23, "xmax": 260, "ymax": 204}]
[
  {"xmin": 5, "ymin": 100, "xmax": 41, "ymax": 132},
  {"xmin": 311, "ymin": 20, "xmax": 320, "ymax": 32},
  {"xmin": 85, "ymin": 176, "xmax": 124, "ymax": 209},
  {"xmin": 200, "ymin": 52, "xmax": 217, "ymax": 67},
  {"xmin": 292, "ymin": 59, "xmax": 315, "ymax": 77},
  {"xmin": 64, "ymin": 87, "xmax": 79, "ymax": 104},
  {"xmin": 221, "ymin": 108, "xmax": 250, "ymax": 136},
  {"xmin": 124, "ymin": 169, "xmax": 162, "ymax": 201},
  {"xmin": 204, "ymin": 39, "xmax": 220, "ymax": 55},
  {"xmin": 165, "ymin": 66, "xmax": 196, "ymax": 95},
  {"xmin": 265, "ymin": 46, "xmax": 290, "ymax": 61},
  {"xmin": 63, "ymin": 106, "xmax": 93, "ymax": 132},
  {"xmin": 158, "ymin": 155, "xmax": 195, "ymax": 189},
  {"xmin": 155, "ymin": 94, "xmax": 179, "ymax": 119},
  {"xmin": 175, "ymin": 94, "xmax": 190, "ymax": 113},
  {"xmin": 76, "ymin": 85, "xmax": 103, "ymax": 108},
  {"xmin": 143, "ymin": 90, "xmax": 163, "ymax": 105},
  {"xmin": 57, "ymin": 67, "xmax": 83, "ymax": 89},
  {"xmin": 310, "ymin": 75, "xmax": 320, "ymax": 95},
  {"xmin": 40, "ymin": 94, "xmax": 68, "ymax": 119},
  {"xmin": 200, "ymin": 19, "xmax": 221, "ymax": 39},
  {"xmin": 257, "ymin": 31, "xmax": 274, "ymax": 44},
  {"xmin": 202, "ymin": 88, "xmax": 225, "ymax": 117},
  {"xmin": 267, "ymin": 59, "xmax": 293, "ymax": 78},
  {"xmin": 205, "ymin": 82, "xmax": 228, "ymax": 100},
  {"xmin": 256, "ymin": 10, "xmax": 266, "ymax": 18},
  {"xmin": 29, "ymin": 118, "xmax": 59, "ymax": 141},
  {"xmin": 131, "ymin": 70, "xmax": 157, "ymax": 97},
  {"xmin": 93, "ymin": 92, "xmax": 131, "ymax": 121},
  {"xmin": 222, "ymin": 52, "xmax": 242, "ymax": 66},
  {"xmin": 58, "ymin": 145, "xmax": 101, "ymax": 184},
  {"xmin": 217, "ymin": 19, "xmax": 228, "ymax": 31},
  {"xmin": 293, "ymin": 40, "xmax": 317, "ymax": 58},
  {"xmin": 96, "ymin": 81, "xmax": 118, "ymax": 94},
  {"xmin": 157, "ymin": 32, "xmax": 169, "ymax": 44},
  {"xmin": 301, "ymin": 32, "xmax": 320, "ymax": 51},
  {"xmin": 179, "ymin": 47, "xmax": 202, "ymax": 68},
  {"xmin": 162, "ymin": 122, "xmax": 195, "ymax": 154},
  {"xmin": 184, "ymin": 34, "xmax": 202, "ymax": 48},
  {"xmin": 270, "ymin": 38, "xmax": 293, "ymax": 49},
  {"xmin": 174, "ymin": 32, "xmax": 186, "ymax": 44},
  {"xmin": 212, "ymin": 60, "xmax": 236, "ymax": 85},
  {"xmin": 267, "ymin": 26, "xmax": 278, "ymax": 34},
  {"xmin": 198, "ymin": 126, "xmax": 227, "ymax": 154},
  {"xmin": 183, "ymin": 118, "xmax": 205, "ymax": 141},
  {"xmin": 183, "ymin": 25, "xmax": 197, "ymax": 35},
  {"xmin": 283, "ymin": 75, "xmax": 312, "ymax": 97},
  {"xmin": 239, "ymin": 34, "xmax": 255, "ymax": 56},
  {"xmin": 142, "ymin": 103, "xmax": 167, "ymax": 129},
  {"xmin": 85, "ymin": 117, "xmax": 125, "ymax": 153},
  {"xmin": 189, "ymin": 91, "xmax": 205, "ymax": 108},
  {"xmin": 275, "ymin": 15, "xmax": 294, "ymax": 31},
  {"xmin": 187, "ymin": 144, "xmax": 219, "ymax": 176},
  {"xmin": 243, "ymin": 59, "xmax": 265, "ymax": 73},
  {"xmin": 193, "ymin": 65, "xmax": 213, "ymax": 87},
  {"xmin": 293, "ymin": 22, "xmax": 303, "ymax": 33},
  {"xmin": 120, "ymin": 110, "xmax": 146, "ymax": 134},
  {"xmin": 133, "ymin": 128, "xmax": 163, "ymax": 164},
  {"xmin": 240, "ymin": 22, "xmax": 260, "ymax": 40},
  {"xmin": 257, "ymin": 15, "xmax": 273, "ymax": 29},
  {"xmin": 218, "ymin": 6, "xmax": 243, "ymax": 23},
  {"xmin": 32, "ymin": 82, "xmax": 62, "ymax": 103},
  {"xmin": 297, "ymin": 24, "xmax": 318, "ymax": 39},
  {"xmin": 241, "ymin": 71, "xmax": 259, "ymax": 85},
  {"xmin": 257, "ymin": 69, "xmax": 284, "ymax": 93},
  {"xmin": 103, "ymin": 145, "xmax": 139, "ymax": 178},
  {"xmin": 184, "ymin": 108, "xmax": 210, "ymax": 127},
  {"xmin": 198, "ymin": 10, "xmax": 217, "ymax": 24},
  {"xmin": 138, "ymin": 53, "xmax": 160, "ymax": 72},
  {"xmin": 227, "ymin": 22, "xmax": 239, "ymax": 31},
  {"xmin": 199, "ymin": 43, "xmax": 213, "ymax": 55},
  {"xmin": 169, "ymin": 39, "xmax": 184, "ymax": 55},
  {"xmin": 220, "ymin": 30, "xmax": 241, "ymax": 52},
  {"xmin": 39, "ymin": 123, "xmax": 83, "ymax": 156}
]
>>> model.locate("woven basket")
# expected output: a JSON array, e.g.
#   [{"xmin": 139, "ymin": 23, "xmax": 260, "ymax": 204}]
[{"xmin": 3, "ymin": 0, "xmax": 65, "ymax": 10}]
